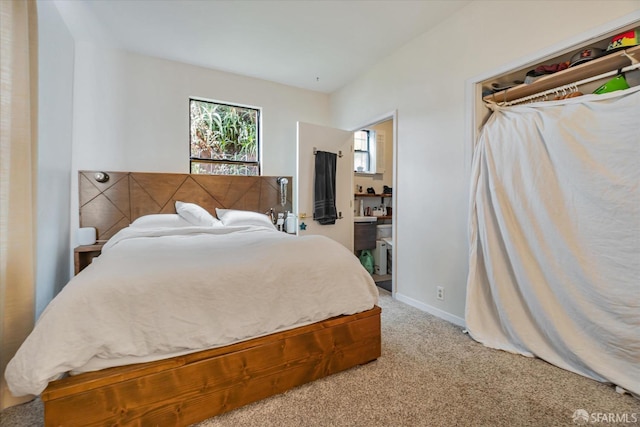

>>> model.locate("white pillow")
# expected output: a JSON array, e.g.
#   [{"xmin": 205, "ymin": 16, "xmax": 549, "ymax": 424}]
[
  {"xmin": 175, "ymin": 201, "xmax": 221, "ymax": 227},
  {"xmin": 216, "ymin": 208, "xmax": 276, "ymax": 229},
  {"xmin": 130, "ymin": 214, "xmax": 193, "ymax": 228}
]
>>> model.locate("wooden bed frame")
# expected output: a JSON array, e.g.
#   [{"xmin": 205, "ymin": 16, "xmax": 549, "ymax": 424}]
[
  {"xmin": 42, "ymin": 307, "xmax": 381, "ymax": 426},
  {"xmin": 40, "ymin": 171, "xmax": 381, "ymax": 426}
]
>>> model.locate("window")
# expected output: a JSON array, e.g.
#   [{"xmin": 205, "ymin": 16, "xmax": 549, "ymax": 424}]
[
  {"xmin": 354, "ymin": 130, "xmax": 374, "ymax": 173},
  {"xmin": 189, "ymin": 99, "xmax": 260, "ymax": 175},
  {"xmin": 354, "ymin": 130, "xmax": 370, "ymax": 173}
]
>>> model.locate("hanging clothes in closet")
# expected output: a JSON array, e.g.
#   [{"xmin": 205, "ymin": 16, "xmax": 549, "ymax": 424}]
[{"xmin": 465, "ymin": 86, "xmax": 640, "ymax": 395}]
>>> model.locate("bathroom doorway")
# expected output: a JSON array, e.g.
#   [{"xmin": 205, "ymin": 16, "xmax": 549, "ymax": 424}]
[{"xmin": 352, "ymin": 112, "xmax": 397, "ymax": 294}]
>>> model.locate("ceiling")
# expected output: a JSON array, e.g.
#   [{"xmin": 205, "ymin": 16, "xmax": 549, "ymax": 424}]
[{"xmin": 53, "ymin": 0, "xmax": 471, "ymax": 93}]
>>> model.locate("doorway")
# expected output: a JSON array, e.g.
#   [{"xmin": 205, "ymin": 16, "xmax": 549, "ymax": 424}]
[
  {"xmin": 352, "ymin": 113, "xmax": 397, "ymax": 294},
  {"xmin": 295, "ymin": 112, "xmax": 398, "ymax": 295}
]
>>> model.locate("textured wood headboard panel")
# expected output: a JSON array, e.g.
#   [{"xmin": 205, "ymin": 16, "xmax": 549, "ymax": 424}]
[{"xmin": 79, "ymin": 171, "xmax": 293, "ymax": 241}]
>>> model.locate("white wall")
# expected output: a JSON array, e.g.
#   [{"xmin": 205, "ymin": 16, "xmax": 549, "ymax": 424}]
[
  {"xmin": 71, "ymin": 44, "xmax": 330, "ymax": 175},
  {"xmin": 36, "ymin": 0, "xmax": 74, "ymax": 318},
  {"xmin": 70, "ymin": 44, "xmax": 331, "ymax": 241},
  {"xmin": 330, "ymin": 1, "xmax": 640, "ymax": 322}
]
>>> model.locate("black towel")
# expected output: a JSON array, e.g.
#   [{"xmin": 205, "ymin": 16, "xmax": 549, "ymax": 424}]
[{"xmin": 313, "ymin": 150, "xmax": 338, "ymax": 225}]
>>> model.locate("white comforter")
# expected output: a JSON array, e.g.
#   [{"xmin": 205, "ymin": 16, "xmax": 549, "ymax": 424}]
[{"xmin": 5, "ymin": 225, "xmax": 378, "ymax": 396}]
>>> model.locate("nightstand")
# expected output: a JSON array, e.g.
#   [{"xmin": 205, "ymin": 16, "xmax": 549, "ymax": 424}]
[{"xmin": 74, "ymin": 243, "xmax": 104, "ymax": 275}]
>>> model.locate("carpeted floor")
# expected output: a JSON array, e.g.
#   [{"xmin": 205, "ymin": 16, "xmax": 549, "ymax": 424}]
[{"xmin": 2, "ymin": 289, "xmax": 638, "ymax": 426}]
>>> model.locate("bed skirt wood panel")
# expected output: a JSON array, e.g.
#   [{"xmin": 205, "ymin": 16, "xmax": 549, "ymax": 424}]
[
  {"xmin": 79, "ymin": 171, "xmax": 293, "ymax": 241},
  {"xmin": 41, "ymin": 306, "xmax": 381, "ymax": 426}
]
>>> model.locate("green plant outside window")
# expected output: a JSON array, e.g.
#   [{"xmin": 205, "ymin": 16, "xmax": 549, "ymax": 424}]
[{"xmin": 190, "ymin": 99, "xmax": 260, "ymax": 175}]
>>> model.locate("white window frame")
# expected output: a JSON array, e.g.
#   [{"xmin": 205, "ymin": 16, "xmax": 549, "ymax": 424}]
[{"xmin": 354, "ymin": 129, "xmax": 378, "ymax": 174}]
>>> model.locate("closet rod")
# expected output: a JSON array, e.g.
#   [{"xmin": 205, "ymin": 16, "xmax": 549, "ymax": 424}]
[{"xmin": 501, "ymin": 62, "xmax": 640, "ymax": 106}]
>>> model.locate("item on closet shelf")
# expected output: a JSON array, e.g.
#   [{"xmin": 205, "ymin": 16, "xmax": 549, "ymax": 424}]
[
  {"xmin": 625, "ymin": 69, "xmax": 640, "ymax": 88},
  {"xmin": 483, "ymin": 81, "xmax": 522, "ymax": 97},
  {"xmin": 593, "ymin": 75, "xmax": 630, "ymax": 94},
  {"xmin": 565, "ymin": 91, "xmax": 584, "ymax": 99},
  {"xmin": 554, "ymin": 89, "xmax": 584, "ymax": 100},
  {"xmin": 568, "ymin": 47, "xmax": 603, "ymax": 67},
  {"xmin": 481, "ymin": 88, "xmax": 495, "ymax": 97},
  {"xmin": 523, "ymin": 74, "xmax": 543, "ymax": 85},
  {"xmin": 524, "ymin": 62, "xmax": 570, "ymax": 84},
  {"xmin": 383, "ymin": 185, "xmax": 392, "ymax": 194},
  {"xmin": 527, "ymin": 62, "xmax": 570, "ymax": 77},
  {"xmin": 367, "ymin": 187, "xmax": 375, "ymax": 194},
  {"xmin": 491, "ymin": 81, "xmax": 522, "ymax": 91},
  {"xmin": 606, "ymin": 28, "xmax": 639, "ymax": 52},
  {"xmin": 483, "ymin": 80, "xmax": 525, "ymax": 97}
]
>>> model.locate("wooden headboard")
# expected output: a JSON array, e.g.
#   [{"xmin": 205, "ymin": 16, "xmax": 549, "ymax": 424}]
[{"xmin": 79, "ymin": 171, "xmax": 292, "ymax": 241}]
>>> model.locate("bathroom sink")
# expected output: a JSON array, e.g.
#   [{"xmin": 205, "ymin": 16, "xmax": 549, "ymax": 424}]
[{"xmin": 354, "ymin": 216, "xmax": 377, "ymax": 223}]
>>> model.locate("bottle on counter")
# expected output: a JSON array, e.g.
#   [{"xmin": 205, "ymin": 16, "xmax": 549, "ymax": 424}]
[{"xmin": 285, "ymin": 212, "xmax": 296, "ymax": 234}]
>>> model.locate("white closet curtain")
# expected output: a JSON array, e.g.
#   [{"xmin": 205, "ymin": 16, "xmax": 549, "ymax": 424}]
[{"xmin": 466, "ymin": 86, "xmax": 640, "ymax": 395}]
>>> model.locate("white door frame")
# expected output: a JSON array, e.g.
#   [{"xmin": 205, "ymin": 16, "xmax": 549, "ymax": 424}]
[{"xmin": 351, "ymin": 110, "xmax": 398, "ymax": 297}]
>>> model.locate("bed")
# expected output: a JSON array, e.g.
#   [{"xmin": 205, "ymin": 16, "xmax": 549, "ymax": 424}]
[{"xmin": 5, "ymin": 171, "xmax": 381, "ymax": 426}]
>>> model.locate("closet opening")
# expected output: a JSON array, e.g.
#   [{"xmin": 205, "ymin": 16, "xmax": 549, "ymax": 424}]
[{"xmin": 464, "ymin": 15, "xmax": 640, "ymax": 397}]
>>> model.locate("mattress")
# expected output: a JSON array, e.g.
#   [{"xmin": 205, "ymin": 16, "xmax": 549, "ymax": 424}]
[{"xmin": 5, "ymin": 224, "xmax": 378, "ymax": 396}]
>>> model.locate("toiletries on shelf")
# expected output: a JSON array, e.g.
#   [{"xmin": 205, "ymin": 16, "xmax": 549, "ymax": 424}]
[{"xmin": 285, "ymin": 212, "xmax": 296, "ymax": 234}]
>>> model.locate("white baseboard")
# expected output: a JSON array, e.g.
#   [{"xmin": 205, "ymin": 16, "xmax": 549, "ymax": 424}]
[{"xmin": 394, "ymin": 292, "xmax": 466, "ymax": 328}]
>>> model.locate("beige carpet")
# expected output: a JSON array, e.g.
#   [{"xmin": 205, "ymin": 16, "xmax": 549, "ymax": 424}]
[{"xmin": 2, "ymin": 289, "xmax": 638, "ymax": 426}]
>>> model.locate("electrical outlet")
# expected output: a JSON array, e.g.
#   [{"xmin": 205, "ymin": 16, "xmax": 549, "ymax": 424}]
[{"xmin": 436, "ymin": 286, "xmax": 444, "ymax": 301}]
